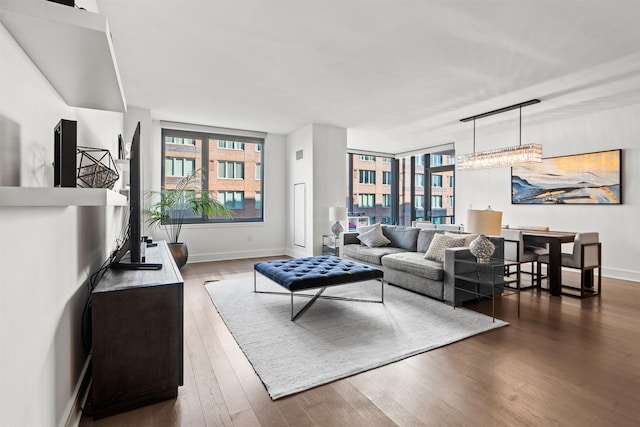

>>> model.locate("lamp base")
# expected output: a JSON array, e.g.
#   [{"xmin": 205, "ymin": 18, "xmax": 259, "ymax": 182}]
[
  {"xmin": 469, "ymin": 234, "xmax": 495, "ymax": 263},
  {"xmin": 331, "ymin": 220, "xmax": 344, "ymax": 238}
]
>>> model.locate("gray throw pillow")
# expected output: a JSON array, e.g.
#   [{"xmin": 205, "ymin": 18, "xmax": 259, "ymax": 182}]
[
  {"xmin": 357, "ymin": 226, "xmax": 391, "ymax": 248},
  {"xmin": 424, "ymin": 234, "xmax": 467, "ymax": 262},
  {"xmin": 382, "ymin": 225, "xmax": 420, "ymax": 251}
]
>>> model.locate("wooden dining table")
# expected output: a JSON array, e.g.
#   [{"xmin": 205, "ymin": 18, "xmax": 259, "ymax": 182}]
[{"xmin": 522, "ymin": 230, "xmax": 577, "ymax": 296}]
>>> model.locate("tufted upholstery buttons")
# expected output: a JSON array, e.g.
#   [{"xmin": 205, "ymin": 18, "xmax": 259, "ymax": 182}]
[{"xmin": 254, "ymin": 255, "xmax": 383, "ymax": 291}]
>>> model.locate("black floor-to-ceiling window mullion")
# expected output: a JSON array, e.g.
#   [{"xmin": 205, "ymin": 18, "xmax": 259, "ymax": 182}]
[{"xmin": 390, "ymin": 158, "xmax": 399, "ymax": 224}]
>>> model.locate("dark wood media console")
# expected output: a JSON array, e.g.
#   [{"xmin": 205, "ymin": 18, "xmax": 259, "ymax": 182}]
[{"xmin": 90, "ymin": 241, "xmax": 184, "ymax": 419}]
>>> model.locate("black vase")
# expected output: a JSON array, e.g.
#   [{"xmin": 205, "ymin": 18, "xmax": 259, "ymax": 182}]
[{"xmin": 168, "ymin": 242, "xmax": 189, "ymax": 268}]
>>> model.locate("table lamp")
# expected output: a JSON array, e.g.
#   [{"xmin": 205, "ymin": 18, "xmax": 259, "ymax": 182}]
[
  {"xmin": 329, "ymin": 206, "xmax": 346, "ymax": 240},
  {"xmin": 465, "ymin": 207, "xmax": 502, "ymax": 263}
]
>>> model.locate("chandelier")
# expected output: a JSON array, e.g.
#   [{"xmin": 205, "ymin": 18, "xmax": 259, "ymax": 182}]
[{"xmin": 456, "ymin": 99, "xmax": 543, "ymax": 171}]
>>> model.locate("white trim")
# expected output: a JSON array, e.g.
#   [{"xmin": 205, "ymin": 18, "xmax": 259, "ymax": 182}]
[
  {"xmin": 600, "ymin": 267, "xmax": 640, "ymax": 283},
  {"xmin": 159, "ymin": 120, "xmax": 267, "ymax": 139}
]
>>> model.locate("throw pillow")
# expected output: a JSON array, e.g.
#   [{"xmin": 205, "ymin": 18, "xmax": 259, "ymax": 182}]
[
  {"xmin": 424, "ymin": 234, "xmax": 467, "ymax": 262},
  {"xmin": 445, "ymin": 232, "xmax": 478, "ymax": 247},
  {"xmin": 357, "ymin": 226, "xmax": 391, "ymax": 248},
  {"xmin": 357, "ymin": 222, "xmax": 381, "ymax": 235}
]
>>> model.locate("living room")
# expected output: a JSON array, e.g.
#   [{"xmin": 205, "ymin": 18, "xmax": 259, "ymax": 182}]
[{"xmin": 0, "ymin": 1, "xmax": 639, "ymax": 426}]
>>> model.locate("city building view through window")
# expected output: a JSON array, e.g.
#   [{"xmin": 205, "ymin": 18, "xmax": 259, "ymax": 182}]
[
  {"xmin": 347, "ymin": 150, "xmax": 455, "ymax": 228},
  {"xmin": 162, "ymin": 129, "xmax": 264, "ymax": 223}
]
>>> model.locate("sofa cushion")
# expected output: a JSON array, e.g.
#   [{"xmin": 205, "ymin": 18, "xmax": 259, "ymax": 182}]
[
  {"xmin": 424, "ymin": 234, "xmax": 467, "ymax": 262},
  {"xmin": 382, "ymin": 225, "xmax": 420, "ymax": 251},
  {"xmin": 417, "ymin": 229, "xmax": 444, "ymax": 253},
  {"xmin": 342, "ymin": 244, "xmax": 406, "ymax": 266},
  {"xmin": 382, "ymin": 252, "xmax": 445, "ymax": 281},
  {"xmin": 357, "ymin": 226, "xmax": 391, "ymax": 248}
]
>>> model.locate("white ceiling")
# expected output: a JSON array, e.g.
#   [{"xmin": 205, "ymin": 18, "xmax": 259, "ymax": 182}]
[{"xmin": 96, "ymin": 0, "xmax": 640, "ymax": 154}]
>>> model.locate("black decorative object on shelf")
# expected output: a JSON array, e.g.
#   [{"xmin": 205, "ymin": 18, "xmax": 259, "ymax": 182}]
[
  {"xmin": 76, "ymin": 146, "xmax": 119, "ymax": 189},
  {"xmin": 54, "ymin": 119, "xmax": 77, "ymax": 188}
]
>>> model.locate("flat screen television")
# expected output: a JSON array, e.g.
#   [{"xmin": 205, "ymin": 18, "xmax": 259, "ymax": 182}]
[{"xmin": 111, "ymin": 122, "xmax": 162, "ymax": 270}]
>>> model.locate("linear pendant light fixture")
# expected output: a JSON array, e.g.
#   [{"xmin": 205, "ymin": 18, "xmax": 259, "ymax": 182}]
[{"xmin": 456, "ymin": 99, "xmax": 542, "ymax": 171}]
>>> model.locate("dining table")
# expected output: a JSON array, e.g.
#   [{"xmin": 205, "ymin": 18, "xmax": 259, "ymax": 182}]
[{"xmin": 521, "ymin": 230, "xmax": 577, "ymax": 296}]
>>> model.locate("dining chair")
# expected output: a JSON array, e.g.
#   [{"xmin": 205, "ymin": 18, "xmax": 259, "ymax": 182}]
[
  {"xmin": 537, "ymin": 232, "xmax": 601, "ymax": 298},
  {"xmin": 501, "ymin": 228, "xmax": 549, "ymax": 289}
]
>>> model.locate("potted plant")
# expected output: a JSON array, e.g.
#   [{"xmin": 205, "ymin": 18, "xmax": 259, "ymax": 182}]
[{"xmin": 144, "ymin": 169, "xmax": 232, "ymax": 268}]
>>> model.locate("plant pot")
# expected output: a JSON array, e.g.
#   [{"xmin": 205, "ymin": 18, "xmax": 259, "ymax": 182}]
[{"xmin": 168, "ymin": 242, "xmax": 189, "ymax": 269}]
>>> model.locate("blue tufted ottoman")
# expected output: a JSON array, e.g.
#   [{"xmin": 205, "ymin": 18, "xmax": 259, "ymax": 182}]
[{"xmin": 254, "ymin": 256, "xmax": 384, "ymax": 320}]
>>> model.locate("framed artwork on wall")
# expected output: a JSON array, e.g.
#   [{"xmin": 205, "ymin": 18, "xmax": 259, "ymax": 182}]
[{"xmin": 511, "ymin": 149, "xmax": 621, "ymax": 204}]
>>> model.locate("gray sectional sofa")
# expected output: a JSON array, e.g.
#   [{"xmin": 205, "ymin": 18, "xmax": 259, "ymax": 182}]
[{"xmin": 340, "ymin": 224, "xmax": 504, "ymax": 306}]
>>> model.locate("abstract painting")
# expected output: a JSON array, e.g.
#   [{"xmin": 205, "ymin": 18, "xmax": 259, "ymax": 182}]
[{"xmin": 511, "ymin": 149, "xmax": 621, "ymax": 204}]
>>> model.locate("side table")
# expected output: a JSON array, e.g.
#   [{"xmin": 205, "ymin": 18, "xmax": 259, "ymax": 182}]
[
  {"xmin": 322, "ymin": 234, "xmax": 339, "ymax": 256},
  {"xmin": 453, "ymin": 258, "xmax": 520, "ymax": 322}
]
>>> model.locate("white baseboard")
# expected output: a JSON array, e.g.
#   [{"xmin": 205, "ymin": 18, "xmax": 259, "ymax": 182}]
[
  {"xmin": 286, "ymin": 247, "xmax": 312, "ymax": 259},
  {"xmin": 188, "ymin": 248, "xmax": 288, "ymax": 263},
  {"xmin": 601, "ymin": 267, "xmax": 640, "ymax": 283},
  {"xmin": 60, "ymin": 355, "xmax": 91, "ymax": 427}
]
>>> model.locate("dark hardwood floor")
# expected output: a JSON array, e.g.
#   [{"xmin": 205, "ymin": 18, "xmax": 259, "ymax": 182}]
[{"xmin": 80, "ymin": 257, "xmax": 640, "ymax": 426}]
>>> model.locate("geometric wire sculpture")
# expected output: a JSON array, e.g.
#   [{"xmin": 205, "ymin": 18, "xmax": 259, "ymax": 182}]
[{"xmin": 76, "ymin": 146, "xmax": 120, "ymax": 189}]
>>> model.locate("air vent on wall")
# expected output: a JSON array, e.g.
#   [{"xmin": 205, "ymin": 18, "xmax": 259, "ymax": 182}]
[{"xmin": 296, "ymin": 150, "xmax": 304, "ymax": 160}]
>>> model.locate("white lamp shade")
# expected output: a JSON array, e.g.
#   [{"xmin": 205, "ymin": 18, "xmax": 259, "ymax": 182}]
[
  {"xmin": 465, "ymin": 209, "xmax": 502, "ymax": 236},
  {"xmin": 329, "ymin": 206, "xmax": 346, "ymax": 221}
]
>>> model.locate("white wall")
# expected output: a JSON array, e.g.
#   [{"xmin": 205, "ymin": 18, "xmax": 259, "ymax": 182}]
[
  {"xmin": 286, "ymin": 125, "xmax": 314, "ymax": 257},
  {"xmin": 0, "ymin": 23, "xmax": 124, "ymax": 427},
  {"xmin": 455, "ymin": 103, "xmax": 640, "ymax": 281},
  {"xmin": 145, "ymin": 121, "xmax": 288, "ymax": 261},
  {"xmin": 311, "ymin": 124, "xmax": 348, "ymax": 255},
  {"xmin": 286, "ymin": 124, "xmax": 347, "ymax": 257}
]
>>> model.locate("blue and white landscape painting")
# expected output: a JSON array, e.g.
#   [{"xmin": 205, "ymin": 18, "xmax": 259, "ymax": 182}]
[{"xmin": 511, "ymin": 150, "xmax": 621, "ymax": 204}]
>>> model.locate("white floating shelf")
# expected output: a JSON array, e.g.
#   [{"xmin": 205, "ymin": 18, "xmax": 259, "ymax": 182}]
[
  {"xmin": 0, "ymin": 187, "xmax": 127, "ymax": 207},
  {"xmin": 0, "ymin": 0, "xmax": 126, "ymax": 112}
]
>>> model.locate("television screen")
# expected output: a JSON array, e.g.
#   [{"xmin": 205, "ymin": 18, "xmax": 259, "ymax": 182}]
[{"xmin": 111, "ymin": 122, "xmax": 161, "ymax": 270}]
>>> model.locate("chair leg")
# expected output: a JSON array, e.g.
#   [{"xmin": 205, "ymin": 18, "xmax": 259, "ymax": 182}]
[{"xmin": 536, "ymin": 262, "xmax": 542, "ymax": 288}]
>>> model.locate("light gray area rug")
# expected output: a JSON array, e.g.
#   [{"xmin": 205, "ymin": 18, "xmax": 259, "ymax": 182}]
[{"xmin": 205, "ymin": 275, "xmax": 508, "ymax": 399}]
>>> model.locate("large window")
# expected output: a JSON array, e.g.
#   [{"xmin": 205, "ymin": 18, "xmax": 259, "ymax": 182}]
[
  {"xmin": 348, "ymin": 154, "xmax": 394, "ymax": 225},
  {"xmin": 398, "ymin": 149, "xmax": 456, "ymax": 226},
  {"xmin": 359, "ymin": 170, "xmax": 376, "ymax": 184},
  {"xmin": 348, "ymin": 150, "xmax": 455, "ymax": 227},
  {"xmin": 162, "ymin": 128, "xmax": 264, "ymax": 223}
]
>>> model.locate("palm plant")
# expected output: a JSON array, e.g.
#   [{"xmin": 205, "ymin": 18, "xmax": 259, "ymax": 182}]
[{"xmin": 144, "ymin": 169, "xmax": 232, "ymax": 243}]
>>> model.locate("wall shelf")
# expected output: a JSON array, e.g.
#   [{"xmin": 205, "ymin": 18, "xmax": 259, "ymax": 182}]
[
  {"xmin": 0, "ymin": 187, "xmax": 127, "ymax": 207},
  {"xmin": 0, "ymin": 0, "xmax": 126, "ymax": 112}
]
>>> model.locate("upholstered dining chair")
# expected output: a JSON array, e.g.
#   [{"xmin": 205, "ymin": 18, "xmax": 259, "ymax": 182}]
[
  {"xmin": 537, "ymin": 232, "xmax": 601, "ymax": 298},
  {"xmin": 501, "ymin": 228, "xmax": 549, "ymax": 289}
]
